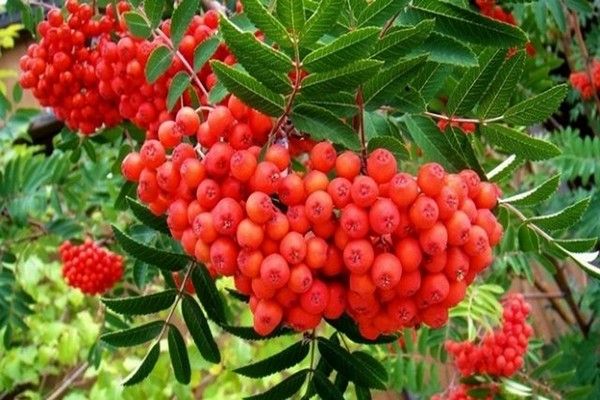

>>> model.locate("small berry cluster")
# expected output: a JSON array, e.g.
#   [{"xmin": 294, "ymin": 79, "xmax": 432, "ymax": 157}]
[
  {"xmin": 59, "ymin": 239, "xmax": 124, "ymax": 295},
  {"xmin": 474, "ymin": 0, "xmax": 535, "ymax": 57},
  {"xmin": 123, "ymin": 105, "xmax": 504, "ymax": 338},
  {"xmin": 19, "ymin": 1, "xmax": 124, "ymax": 134},
  {"xmin": 569, "ymin": 59, "xmax": 600, "ymax": 100},
  {"xmin": 95, "ymin": 8, "xmax": 234, "ymax": 137},
  {"xmin": 445, "ymin": 293, "xmax": 533, "ymax": 377},
  {"xmin": 437, "ymin": 119, "xmax": 477, "ymax": 134}
]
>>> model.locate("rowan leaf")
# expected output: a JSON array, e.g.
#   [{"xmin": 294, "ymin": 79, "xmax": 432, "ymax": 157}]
[
  {"xmin": 481, "ymin": 125, "xmax": 561, "ymax": 161},
  {"xmin": 302, "ymin": 27, "xmax": 380, "ymax": 72},
  {"xmin": 244, "ymin": 369, "xmax": 309, "ymax": 400},
  {"xmin": 357, "ymin": 0, "xmax": 410, "ymax": 27},
  {"xmin": 277, "ymin": 0, "xmax": 305, "ymax": 35},
  {"xmin": 145, "ymin": 45, "xmax": 172, "ymax": 84},
  {"xmin": 233, "ymin": 341, "xmax": 310, "ymax": 378},
  {"xmin": 193, "ymin": 37, "xmax": 220, "ymax": 72},
  {"xmin": 101, "ymin": 320, "xmax": 163, "ymax": 348},
  {"xmin": 166, "ymin": 72, "xmax": 191, "ymax": 112},
  {"xmin": 123, "ymin": 342, "xmax": 160, "ymax": 385},
  {"xmin": 502, "ymin": 175, "xmax": 561, "ymax": 207},
  {"xmin": 170, "ymin": 0, "xmax": 198, "ymax": 49},
  {"xmin": 529, "ymin": 197, "xmax": 591, "ymax": 231},
  {"xmin": 211, "ymin": 61, "xmax": 285, "ymax": 116},
  {"xmin": 168, "ymin": 325, "xmax": 191, "ymax": 384},
  {"xmin": 112, "ymin": 225, "xmax": 191, "ymax": 271},
  {"xmin": 102, "ymin": 290, "xmax": 178, "ymax": 316},
  {"xmin": 144, "ymin": 0, "xmax": 164, "ymax": 28},
  {"xmin": 299, "ymin": 0, "xmax": 344, "ymax": 45},
  {"xmin": 126, "ymin": 197, "xmax": 170, "ymax": 235},
  {"xmin": 181, "ymin": 295, "xmax": 220, "ymax": 363},
  {"xmin": 123, "ymin": 11, "xmax": 152, "ymax": 39},
  {"xmin": 477, "ymin": 51, "xmax": 525, "ymax": 118},
  {"xmin": 317, "ymin": 337, "xmax": 386, "ymax": 389},
  {"xmin": 504, "ymin": 84, "xmax": 568, "ymax": 126},
  {"xmin": 301, "ymin": 60, "xmax": 383, "ymax": 95},
  {"xmin": 312, "ymin": 370, "xmax": 345, "ymax": 400},
  {"xmin": 372, "ymin": 19, "xmax": 434, "ymax": 62},
  {"xmin": 241, "ymin": 0, "xmax": 291, "ymax": 45},
  {"xmin": 190, "ymin": 265, "xmax": 226, "ymax": 324}
]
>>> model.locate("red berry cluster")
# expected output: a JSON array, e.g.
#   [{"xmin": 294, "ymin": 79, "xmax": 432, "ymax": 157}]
[
  {"xmin": 19, "ymin": 1, "xmax": 232, "ymax": 137},
  {"xmin": 18, "ymin": 1, "xmax": 124, "ymax": 134},
  {"xmin": 445, "ymin": 293, "xmax": 533, "ymax": 377},
  {"xmin": 123, "ymin": 105, "xmax": 504, "ymax": 338},
  {"xmin": 437, "ymin": 119, "xmax": 477, "ymax": 134},
  {"xmin": 95, "ymin": 8, "xmax": 233, "ymax": 137},
  {"xmin": 569, "ymin": 59, "xmax": 600, "ymax": 100},
  {"xmin": 474, "ymin": 0, "xmax": 535, "ymax": 57},
  {"xmin": 59, "ymin": 239, "xmax": 124, "ymax": 295}
]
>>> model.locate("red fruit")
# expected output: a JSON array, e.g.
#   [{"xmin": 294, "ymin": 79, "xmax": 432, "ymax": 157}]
[
  {"xmin": 394, "ymin": 237, "xmax": 423, "ymax": 272},
  {"xmin": 310, "ymin": 141, "xmax": 336, "ymax": 172},
  {"xmin": 388, "ymin": 297, "xmax": 417, "ymax": 326},
  {"xmin": 303, "ymin": 170, "xmax": 329, "ymax": 194},
  {"xmin": 396, "ymin": 270, "xmax": 421, "ymax": 298},
  {"xmin": 207, "ymin": 105, "xmax": 233, "ymax": 138},
  {"xmin": 285, "ymin": 306, "xmax": 321, "ymax": 331},
  {"xmin": 279, "ymin": 232, "xmax": 307, "ymax": 264},
  {"xmin": 435, "ymin": 186, "xmax": 459, "ymax": 220},
  {"xmin": 343, "ymin": 239, "xmax": 375, "ymax": 274},
  {"xmin": 305, "ymin": 190, "xmax": 333, "ymax": 224},
  {"xmin": 204, "ymin": 142, "xmax": 234, "ymax": 179},
  {"xmin": 371, "ymin": 253, "xmax": 402, "ymax": 289},
  {"xmin": 349, "ymin": 272, "xmax": 377, "ymax": 295},
  {"xmin": 253, "ymin": 299, "xmax": 283, "ymax": 336},
  {"xmin": 418, "ymin": 273, "xmax": 450, "ymax": 306},
  {"xmin": 340, "ymin": 203, "xmax": 370, "ymax": 239},
  {"xmin": 265, "ymin": 144, "xmax": 290, "ymax": 171},
  {"xmin": 211, "ymin": 198, "xmax": 244, "ymax": 236},
  {"xmin": 369, "ymin": 198, "xmax": 400, "ymax": 235},
  {"xmin": 445, "ymin": 247, "xmax": 470, "ymax": 281},
  {"xmin": 323, "ymin": 282, "xmax": 346, "ymax": 319},
  {"xmin": 409, "ymin": 196, "xmax": 439, "ymax": 230},
  {"xmin": 388, "ymin": 173, "xmax": 419, "ymax": 209},
  {"xmin": 305, "ymin": 237, "xmax": 328, "ymax": 269},
  {"xmin": 230, "ymin": 150, "xmax": 258, "ymax": 182},
  {"xmin": 236, "ymin": 218, "xmax": 264, "ymax": 250},
  {"xmin": 335, "ymin": 151, "xmax": 361, "ymax": 179},
  {"xmin": 260, "ymin": 254, "xmax": 291, "ymax": 289},
  {"xmin": 459, "ymin": 169, "xmax": 481, "ymax": 198},
  {"xmin": 196, "ymin": 179, "xmax": 221, "ymax": 210},
  {"xmin": 250, "ymin": 161, "xmax": 281, "ymax": 194},
  {"xmin": 140, "ymin": 140, "xmax": 166, "ymax": 169},
  {"xmin": 474, "ymin": 182, "xmax": 499, "ymax": 209},
  {"xmin": 367, "ymin": 148, "xmax": 397, "ymax": 183},
  {"xmin": 420, "ymin": 305, "xmax": 449, "ymax": 328},
  {"xmin": 246, "ymin": 191, "xmax": 275, "ymax": 223},
  {"xmin": 417, "ymin": 163, "xmax": 446, "ymax": 197},
  {"xmin": 288, "ymin": 263, "xmax": 313, "ymax": 293},
  {"xmin": 350, "ymin": 175, "xmax": 379, "ymax": 207},
  {"xmin": 300, "ymin": 279, "xmax": 329, "ymax": 315},
  {"xmin": 210, "ymin": 237, "xmax": 238, "ymax": 276},
  {"xmin": 327, "ymin": 177, "xmax": 352, "ymax": 208},
  {"xmin": 121, "ymin": 152, "xmax": 144, "ymax": 181},
  {"xmin": 419, "ymin": 222, "xmax": 448, "ymax": 255},
  {"xmin": 464, "ymin": 225, "xmax": 490, "ymax": 256},
  {"xmin": 445, "ymin": 210, "xmax": 472, "ymax": 246}
]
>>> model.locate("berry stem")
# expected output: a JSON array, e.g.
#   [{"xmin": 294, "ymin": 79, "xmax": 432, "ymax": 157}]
[{"xmin": 270, "ymin": 45, "xmax": 302, "ymax": 142}]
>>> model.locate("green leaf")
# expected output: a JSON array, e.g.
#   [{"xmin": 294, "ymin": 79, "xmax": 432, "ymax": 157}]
[
  {"xmin": 112, "ymin": 225, "xmax": 191, "ymax": 271},
  {"xmin": 295, "ymin": 92, "xmax": 357, "ymax": 118},
  {"xmin": 208, "ymin": 80, "xmax": 229, "ymax": 104},
  {"xmin": 411, "ymin": 61, "xmax": 453, "ymax": 102},
  {"xmin": 145, "ymin": 45, "xmax": 173, "ymax": 84},
  {"xmin": 167, "ymin": 72, "xmax": 191, "ymax": 112},
  {"xmin": 190, "ymin": 265, "xmax": 227, "ymax": 324},
  {"xmin": 417, "ymin": 32, "xmax": 478, "ymax": 67},
  {"xmin": 518, "ymin": 224, "xmax": 539, "ymax": 253},
  {"xmin": 372, "ymin": 20, "xmax": 434, "ymax": 62},
  {"xmin": 144, "ymin": 0, "xmax": 164, "ymax": 28},
  {"xmin": 554, "ymin": 238, "xmax": 598, "ymax": 253},
  {"xmin": 244, "ymin": 369, "xmax": 309, "ymax": 400},
  {"xmin": 220, "ymin": 325, "xmax": 294, "ymax": 340},
  {"xmin": 241, "ymin": 0, "xmax": 291, "ymax": 45},
  {"xmin": 363, "ymin": 55, "xmax": 426, "ymax": 108},
  {"xmin": 101, "ymin": 320, "xmax": 163, "ymax": 347},
  {"xmin": 446, "ymin": 48, "xmax": 506, "ymax": 116},
  {"xmin": 357, "ymin": 0, "xmax": 410, "ymax": 27},
  {"xmin": 406, "ymin": 0, "xmax": 527, "ymax": 46},
  {"xmin": 127, "ymin": 197, "xmax": 170, "ymax": 235},
  {"xmin": 193, "ymin": 37, "xmax": 220, "ymax": 72},
  {"xmin": 317, "ymin": 337, "xmax": 386, "ymax": 389},
  {"xmin": 481, "ymin": 125, "xmax": 561, "ymax": 161},
  {"xmin": 355, "ymin": 385, "xmax": 372, "ymax": 400},
  {"xmin": 181, "ymin": 295, "xmax": 221, "ymax": 363},
  {"xmin": 123, "ymin": 11, "xmax": 152, "ymax": 39},
  {"xmin": 277, "ymin": 0, "xmax": 305, "ymax": 35},
  {"xmin": 168, "ymin": 325, "xmax": 191, "ymax": 384},
  {"xmin": 123, "ymin": 342, "xmax": 160, "ymax": 385},
  {"xmin": 368, "ymin": 136, "xmax": 409, "ymax": 162},
  {"xmin": 352, "ymin": 351, "xmax": 388, "ymax": 383},
  {"xmin": 12, "ymin": 82, "xmax": 22, "ymax": 103},
  {"xmin": 102, "ymin": 290, "xmax": 178, "ymax": 316},
  {"xmin": 501, "ymin": 175, "xmax": 561, "ymax": 207},
  {"xmin": 448, "ymin": 126, "xmax": 486, "ymax": 177},
  {"xmin": 291, "ymin": 104, "xmax": 361, "ymax": 151},
  {"xmin": 487, "ymin": 155, "xmax": 524, "ymax": 183},
  {"xmin": 302, "ymin": 27, "xmax": 380, "ymax": 72},
  {"xmin": 301, "ymin": 60, "xmax": 382, "ymax": 95},
  {"xmin": 234, "ymin": 341, "xmax": 310, "ymax": 378},
  {"xmin": 299, "ymin": 0, "xmax": 344, "ymax": 46},
  {"xmin": 477, "ymin": 51, "xmax": 525, "ymax": 118},
  {"xmin": 211, "ymin": 61, "xmax": 285, "ymax": 117},
  {"xmin": 504, "ymin": 85, "xmax": 568, "ymax": 126},
  {"xmin": 404, "ymin": 115, "xmax": 468, "ymax": 172},
  {"xmin": 529, "ymin": 197, "xmax": 591, "ymax": 231},
  {"xmin": 219, "ymin": 17, "xmax": 292, "ymax": 93},
  {"xmin": 564, "ymin": 0, "xmax": 593, "ymax": 13},
  {"xmin": 170, "ymin": 0, "xmax": 198, "ymax": 49},
  {"xmin": 312, "ymin": 370, "xmax": 345, "ymax": 400}
]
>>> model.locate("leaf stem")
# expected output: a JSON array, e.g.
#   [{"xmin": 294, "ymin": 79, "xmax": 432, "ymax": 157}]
[
  {"xmin": 270, "ymin": 42, "xmax": 302, "ymax": 142},
  {"xmin": 355, "ymin": 86, "xmax": 367, "ymax": 162},
  {"xmin": 424, "ymin": 111, "xmax": 504, "ymax": 125}
]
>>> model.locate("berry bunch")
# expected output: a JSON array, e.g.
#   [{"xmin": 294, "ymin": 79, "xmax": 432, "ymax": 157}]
[
  {"xmin": 59, "ymin": 239, "xmax": 124, "ymax": 295},
  {"xmin": 569, "ymin": 59, "xmax": 600, "ymax": 100},
  {"xmin": 432, "ymin": 382, "xmax": 498, "ymax": 400},
  {"xmin": 18, "ymin": 1, "xmax": 125, "ymax": 134},
  {"xmin": 123, "ymin": 105, "xmax": 504, "ymax": 338},
  {"xmin": 95, "ymin": 9, "xmax": 234, "ymax": 137},
  {"xmin": 445, "ymin": 293, "xmax": 533, "ymax": 377}
]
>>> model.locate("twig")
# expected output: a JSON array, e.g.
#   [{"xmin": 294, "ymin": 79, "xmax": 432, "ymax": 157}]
[
  {"xmin": 424, "ymin": 111, "xmax": 504, "ymax": 125},
  {"xmin": 355, "ymin": 87, "xmax": 367, "ymax": 162},
  {"xmin": 522, "ymin": 292, "xmax": 565, "ymax": 300},
  {"xmin": 551, "ymin": 258, "xmax": 590, "ymax": 338},
  {"xmin": 45, "ymin": 362, "xmax": 90, "ymax": 400}
]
